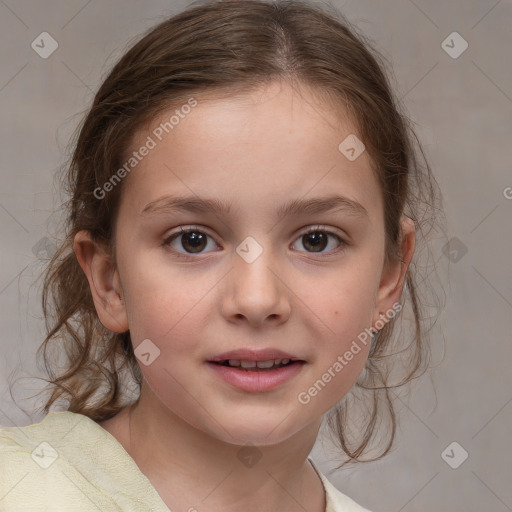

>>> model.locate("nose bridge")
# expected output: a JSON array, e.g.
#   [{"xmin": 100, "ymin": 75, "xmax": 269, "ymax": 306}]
[
  {"xmin": 235, "ymin": 235, "xmax": 279, "ymax": 295},
  {"xmin": 224, "ymin": 235, "xmax": 290, "ymax": 322}
]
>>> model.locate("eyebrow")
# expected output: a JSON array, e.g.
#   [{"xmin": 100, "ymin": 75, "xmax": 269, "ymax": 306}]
[{"xmin": 140, "ymin": 194, "xmax": 369, "ymax": 220}]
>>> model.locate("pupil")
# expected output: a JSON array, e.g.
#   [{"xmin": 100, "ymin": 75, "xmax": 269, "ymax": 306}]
[
  {"xmin": 303, "ymin": 232, "xmax": 327, "ymax": 252},
  {"xmin": 183, "ymin": 232, "xmax": 206, "ymax": 253}
]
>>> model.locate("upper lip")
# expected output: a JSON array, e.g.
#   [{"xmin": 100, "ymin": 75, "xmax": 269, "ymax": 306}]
[{"xmin": 209, "ymin": 348, "xmax": 302, "ymax": 362}]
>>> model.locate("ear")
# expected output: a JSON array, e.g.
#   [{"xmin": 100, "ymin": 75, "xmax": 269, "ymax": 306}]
[
  {"xmin": 372, "ymin": 216, "xmax": 415, "ymax": 330},
  {"xmin": 73, "ymin": 230, "xmax": 129, "ymax": 333}
]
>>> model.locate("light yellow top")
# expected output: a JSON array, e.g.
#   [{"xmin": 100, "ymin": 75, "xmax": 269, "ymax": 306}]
[{"xmin": 0, "ymin": 411, "xmax": 371, "ymax": 511}]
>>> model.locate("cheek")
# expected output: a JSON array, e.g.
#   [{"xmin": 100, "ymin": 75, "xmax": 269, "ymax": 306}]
[
  {"xmin": 314, "ymin": 266, "xmax": 378, "ymax": 334},
  {"xmin": 119, "ymin": 252, "xmax": 216, "ymax": 340},
  {"xmin": 307, "ymin": 264, "xmax": 378, "ymax": 387},
  {"xmin": 307, "ymin": 306, "xmax": 372, "ymax": 409},
  {"xmin": 328, "ymin": 292, "xmax": 375, "ymax": 339}
]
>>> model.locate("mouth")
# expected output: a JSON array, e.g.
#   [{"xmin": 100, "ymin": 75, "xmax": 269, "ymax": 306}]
[
  {"xmin": 206, "ymin": 358, "xmax": 306, "ymax": 392},
  {"xmin": 211, "ymin": 358, "xmax": 302, "ymax": 371},
  {"xmin": 206, "ymin": 348, "xmax": 306, "ymax": 391}
]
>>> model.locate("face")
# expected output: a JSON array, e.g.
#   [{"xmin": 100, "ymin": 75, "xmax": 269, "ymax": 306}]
[{"xmin": 77, "ymin": 80, "xmax": 414, "ymax": 447}]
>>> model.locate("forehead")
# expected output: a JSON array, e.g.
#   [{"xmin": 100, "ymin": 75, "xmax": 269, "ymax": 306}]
[{"xmin": 117, "ymin": 80, "xmax": 382, "ymax": 224}]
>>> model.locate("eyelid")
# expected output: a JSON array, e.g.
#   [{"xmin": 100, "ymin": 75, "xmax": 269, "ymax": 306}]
[
  {"xmin": 293, "ymin": 225, "xmax": 348, "ymax": 253},
  {"xmin": 163, "ymin": 224, "xmax": 220, "ymax": 247},
  {"xmin": 298, "ymin": 224, "xmax": 345, "ymax": 238},
  {"xmin": 173, "ymin": 224, "xmax": 215, "ymax": 237},
  {"xmin": 161, "ymin": 229, "xmax": 213, "ymax": 262}
]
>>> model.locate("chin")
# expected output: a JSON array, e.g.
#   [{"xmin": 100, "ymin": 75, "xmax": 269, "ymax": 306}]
[{"xmin": 203, "ymin": 413, "xmax": 307, "ymax": 448}]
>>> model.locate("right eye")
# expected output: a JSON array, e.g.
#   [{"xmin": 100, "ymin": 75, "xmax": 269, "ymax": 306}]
[{"xmin": 163, "ymin": 226, "xmax": 220, "ymax": 257}]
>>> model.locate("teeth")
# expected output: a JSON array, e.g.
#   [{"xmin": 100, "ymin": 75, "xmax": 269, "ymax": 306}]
[
  {"xmin": 256, "ymin": 360, "xmax": 275, "ymax": 369},
  {"xmin": 225, "ymin": 358, "xmax": 292, "ymax": 368}
]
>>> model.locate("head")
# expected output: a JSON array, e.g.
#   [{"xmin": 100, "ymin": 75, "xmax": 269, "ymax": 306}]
[{"xmin": 36, "ymin": 0, "xmax": 444, "ymax": 464}]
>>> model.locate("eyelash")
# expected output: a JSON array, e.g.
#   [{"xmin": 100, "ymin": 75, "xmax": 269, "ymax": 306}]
[{"xmin": 163, "ymin": 225, "xmax": 348, "ymax": 260}]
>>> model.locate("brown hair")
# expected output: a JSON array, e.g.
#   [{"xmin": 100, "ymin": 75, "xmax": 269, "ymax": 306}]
[{"xmin": 20, "ymin": 0, "xmax": 446, "ymax": 466}]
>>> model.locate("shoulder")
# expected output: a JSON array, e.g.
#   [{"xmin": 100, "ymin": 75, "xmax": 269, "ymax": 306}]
[
  {"xmin": 0, "ymin": 410, "xmax": 93, "ymax": 469},
  {"xmin": 0, "ymin": 411, "xmax": 89, "ymax": 509},
  {"xmin": 0, "ymin": 410, "xmax": 171, "ymax": 511},
  {"xmin": 0, "ymin": 410, "xmax": 87, "ymax": 468},
  {"xmin": 0, "ymin": 411, "xmax": 113, "ymax": 510},
  {"xmin": 308, "ymin": 458, "xmax": 372, "ymax": 512}
]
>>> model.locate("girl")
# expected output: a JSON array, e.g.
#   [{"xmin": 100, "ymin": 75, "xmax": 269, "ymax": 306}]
[{"xmin": 0, "ymin": 0, "xmax": 444, "ymax": 510}]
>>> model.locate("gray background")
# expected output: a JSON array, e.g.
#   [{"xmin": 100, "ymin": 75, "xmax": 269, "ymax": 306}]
[{"xmin": 1, "ymin": 1, "xmax": 511, "ymax": 511}]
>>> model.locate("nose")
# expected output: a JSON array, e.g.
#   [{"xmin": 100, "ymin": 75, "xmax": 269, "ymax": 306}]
[{"xmin": 221, "ymin": 245, "xmax": 291, "ymax": 327}]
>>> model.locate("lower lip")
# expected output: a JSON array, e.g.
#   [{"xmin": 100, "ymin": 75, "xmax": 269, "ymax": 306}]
[{"xmin": 206, "ymin": 361, "xmax": 305, "ymax": 392}]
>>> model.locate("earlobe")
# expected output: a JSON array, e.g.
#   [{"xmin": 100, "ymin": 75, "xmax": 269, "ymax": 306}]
[
  {"xmin": 73, "ymin": 230, "xmax": 129, "ymax": 333},
  {"xmin": 372, "ymin": 216, "xmax": 416, "ymax": 329}
]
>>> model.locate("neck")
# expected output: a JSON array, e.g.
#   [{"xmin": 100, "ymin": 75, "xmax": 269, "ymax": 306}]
[{"xmin": 122, "ymin": 381, "xmax": 326, "ymax": 512}]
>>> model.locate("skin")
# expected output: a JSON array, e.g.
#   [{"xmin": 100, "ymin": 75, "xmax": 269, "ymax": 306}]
[{"xmin": 74, "ymin": 80, "xmax": 415, "ymax": 512}]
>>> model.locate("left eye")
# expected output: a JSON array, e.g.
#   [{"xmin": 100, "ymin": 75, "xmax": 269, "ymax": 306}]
[{"xmin": 291, "ymin": 228, "xmax": 345, "ymax": 254}]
